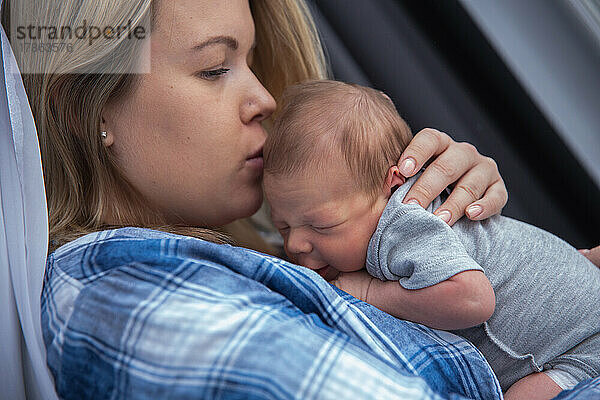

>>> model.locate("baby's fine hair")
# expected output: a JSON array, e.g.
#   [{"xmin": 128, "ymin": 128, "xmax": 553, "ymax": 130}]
[{"xmin": 264, "ymin": 79, "xmax": 412, "ymax": 199}]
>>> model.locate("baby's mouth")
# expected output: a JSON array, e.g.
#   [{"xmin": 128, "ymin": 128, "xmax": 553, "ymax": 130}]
[{"xmin": 315, "ymin": 265, "xmax": 330, "ymax": 278}]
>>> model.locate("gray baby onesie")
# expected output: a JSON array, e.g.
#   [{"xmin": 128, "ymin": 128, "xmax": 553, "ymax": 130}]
[{"xmin": 365, "ymin": 174, "xmax": 600, "ymax": 390}]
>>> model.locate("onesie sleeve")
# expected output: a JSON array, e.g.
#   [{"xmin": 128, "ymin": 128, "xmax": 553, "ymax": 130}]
[{"xmin": 366, "ymin": 204, "xmax": 483, "ymax": 290}]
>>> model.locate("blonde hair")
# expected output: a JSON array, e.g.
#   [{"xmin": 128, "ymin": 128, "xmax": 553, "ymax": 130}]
[
  {"xmin": 2, "ymin": 0, "xmax": 328, "ymax": 253},
  {"xmin": 264, "ymin": 80, "xmax": 412, "ymax": 200}
]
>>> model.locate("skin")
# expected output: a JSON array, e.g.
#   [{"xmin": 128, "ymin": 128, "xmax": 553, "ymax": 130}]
[
  {"xmin": 504, "ymin": 372, "xmax": 562, "ymax": 400},
  {"xmin": 100, "ymin": 0, "xmax": 510, "ymax": 234}
]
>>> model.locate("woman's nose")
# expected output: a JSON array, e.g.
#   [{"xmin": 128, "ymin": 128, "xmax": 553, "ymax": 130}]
[
  {"xmin": 240, "ymin": 74, "xmax": 276, "ymax": 124},
  {"xmin": 285, "ymin": 229, "xmax": 312, "ymax": 256}
]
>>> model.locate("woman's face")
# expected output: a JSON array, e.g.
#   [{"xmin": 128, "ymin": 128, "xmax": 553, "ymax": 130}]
[{"xmin": 104, "ymin": 0, "xmax": 276, "ymax": 227}]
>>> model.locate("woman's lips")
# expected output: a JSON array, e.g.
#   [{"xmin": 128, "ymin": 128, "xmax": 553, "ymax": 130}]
[
  {"xmin": 245, "ymin": 156, "xmax": 263, "ymax": 170},
  {"xmin": 245, "ymin": 148, "xmax": 264, "ymax": 170}
]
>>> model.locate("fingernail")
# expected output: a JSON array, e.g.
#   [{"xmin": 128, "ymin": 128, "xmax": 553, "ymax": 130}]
[
  {"xmin": 580, "ymin": 249, "xmax": 590, "ymax": 254},
  {"xmin": 466, "ymin": 204, "xmax": 483, "ymax": 218},
  {"xmin": 399, "ymin": 158, "xmax": 416, "ymax": 176},
  {"xmin": 406, "ymin": 199, "xmax": 420, "ymax": 206},
  {"xmin": 437, "ymin": 210, "xmax": 451, "ymax": 223}
]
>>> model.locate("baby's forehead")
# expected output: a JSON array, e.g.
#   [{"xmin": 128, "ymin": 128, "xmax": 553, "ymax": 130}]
[
  {"xmin": 265, "ymin": 161, "xmax": 352, "ymax": 194},
  {"xmin": 265, "ymin": 170, "xmax": 359, "ymax": 212}
]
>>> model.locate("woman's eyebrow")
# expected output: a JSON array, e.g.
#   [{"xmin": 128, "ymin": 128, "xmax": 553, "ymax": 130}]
[{"xmin": 191, "ymin": 36, "xmax": 238, "ymax": 52}]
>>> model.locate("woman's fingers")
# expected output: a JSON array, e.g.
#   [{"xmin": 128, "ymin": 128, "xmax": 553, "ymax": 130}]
[
  {"xmin": 402, "ymin": 138, "xmax": 479, "ymax": 209},
  {"xmin": 579, "ymin": 246, "xmax": 600, "ymax": 267},
  {"xmin": 399, "ymin": 128, "xmax": 507, "ymax": 225},
  {"xmin": 464, "ymin": 179, "xmax": 508, "ymax": 221},
  {"xmin": 398, "ymin": 128, "xmax": 508, "ymax": 225},
  {"xmin": 398, "ymin": 128, "xmax": 452, "ymax": 177},
  {"xmin": 434, "ymin": 163, "xmax": 507, "ymax": 225}
]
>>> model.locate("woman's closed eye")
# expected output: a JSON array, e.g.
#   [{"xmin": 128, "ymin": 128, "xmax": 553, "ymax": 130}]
[{"xmin": 196, "ymin": 67, "xmax": 230, "ymax": 81}]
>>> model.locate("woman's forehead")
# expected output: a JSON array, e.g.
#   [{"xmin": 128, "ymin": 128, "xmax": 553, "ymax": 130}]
[{"xmin": 153, "ymin": 0, "xmax": 254, "ymax": 45}]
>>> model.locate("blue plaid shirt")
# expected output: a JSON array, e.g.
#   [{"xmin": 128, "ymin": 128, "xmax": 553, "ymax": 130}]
[{"xmin": 41, "ymin": 227, "xmax": 599, "ymax": 399}]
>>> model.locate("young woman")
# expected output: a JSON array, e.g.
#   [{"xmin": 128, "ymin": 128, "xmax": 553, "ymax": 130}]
[{"xmin": 12, "ymin": 0, "xmax": 595, "ymax": 398}]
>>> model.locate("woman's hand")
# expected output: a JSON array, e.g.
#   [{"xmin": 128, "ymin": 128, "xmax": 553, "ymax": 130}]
[
  {"xmin": 398, "ymin": 128, "xmax": 507, "ymax": 226},
  {"xmin": 580, "ymin": 246, "xmax": 600, "ymax": 267}
]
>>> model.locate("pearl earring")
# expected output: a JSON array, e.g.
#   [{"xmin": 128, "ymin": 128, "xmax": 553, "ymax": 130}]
[{"xmin": 100, "ymin": 131, "xmax": 108, "ymax": 139}]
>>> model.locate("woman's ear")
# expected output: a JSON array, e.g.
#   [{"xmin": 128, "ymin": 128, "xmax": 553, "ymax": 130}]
[
  {"xmin": 384, "ymin": 165, "xmax": 405, "ymax": 194},
  {"xmin": 99, "ymin": 115, "xmax": 114, "ymax": 147}
]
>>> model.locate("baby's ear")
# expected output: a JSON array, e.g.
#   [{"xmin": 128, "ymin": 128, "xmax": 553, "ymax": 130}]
[{"xmin": 384, "ymin": 166, "xmax": 405, "ymax": 193}]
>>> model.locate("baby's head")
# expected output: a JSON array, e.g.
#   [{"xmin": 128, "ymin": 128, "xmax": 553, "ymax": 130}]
[{"xmin": 263, "ymin": 80, "xmax": 412, "ymax": 280}]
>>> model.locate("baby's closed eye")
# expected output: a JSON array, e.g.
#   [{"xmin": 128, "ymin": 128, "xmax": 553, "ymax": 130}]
[
  {"xmin": 311, "ymin": 221, "xmax": 346, "ymax": 233},
  {"xmin": 273, "ymin": 223, "xmax": 290, "ymax": 234},
  {"xmin": 311, "ymin": 226, "xmax": 333, "ymax": 234}
]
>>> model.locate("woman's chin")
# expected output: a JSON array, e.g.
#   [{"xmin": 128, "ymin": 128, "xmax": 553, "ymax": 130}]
[
  {"xmin": 225, "ymin": 189, "xmax": 263, "ymax": 223},
  {"xmin": 166, "ymin": 194, "xmax": 262, "ymax": 228},
  {"xmin": 162, "ymin": 182, "xmax": 264, "ymax": 228}
]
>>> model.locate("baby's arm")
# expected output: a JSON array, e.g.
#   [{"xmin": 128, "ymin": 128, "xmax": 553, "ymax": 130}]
[
  {"xmin": 332, "ymin": 269, "xmax": 495, "ymax": 330},
  {"xmin": 361, "ymin": 198, "xmax": 501, "ymax": 330},
  {"xmin": 371, "ymin": 269, "xmax": 494, "ymax": 330}
]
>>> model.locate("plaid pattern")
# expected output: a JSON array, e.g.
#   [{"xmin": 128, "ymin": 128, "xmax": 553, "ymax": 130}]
[
  {"xmin": 42, "ymin": 227, "xmax": 506, "ymax": 399},
  {"xmin": 554, "ymin": 377, "xmax": 600, "ymax": 399}
]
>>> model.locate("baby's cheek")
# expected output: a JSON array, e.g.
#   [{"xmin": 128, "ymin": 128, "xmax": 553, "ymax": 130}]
[
  {"xmin": 346, "ymin": 233, "xmax": 371, "ymax": 269},
  {"xmin": 334, "ymin": 238, "xmax": 367, "ymax": 272}
]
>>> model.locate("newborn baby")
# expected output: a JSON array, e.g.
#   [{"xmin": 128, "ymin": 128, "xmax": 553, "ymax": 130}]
[{"xmin": 262, "ymin": 80, "xmax": 600, "ymax": 399}]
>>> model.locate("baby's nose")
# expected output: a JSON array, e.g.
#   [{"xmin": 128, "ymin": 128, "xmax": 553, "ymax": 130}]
[{"xmin": 285, "ymin": 230, "xmax": 312, "ymax": 255}]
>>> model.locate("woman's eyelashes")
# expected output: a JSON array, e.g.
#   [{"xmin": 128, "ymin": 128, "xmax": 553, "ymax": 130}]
[{"xmin": 196, "ymin": 67, "xmax": 230, "ymax": 81}]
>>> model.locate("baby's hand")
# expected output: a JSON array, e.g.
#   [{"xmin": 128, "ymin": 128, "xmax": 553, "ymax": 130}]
[
  {"xmin": 580, "ymin": 245, "xmax": 600, "ymax": 267},
  {"xmin": 329, "ymin": 270, "xmax": 376, "ymax": 302}
]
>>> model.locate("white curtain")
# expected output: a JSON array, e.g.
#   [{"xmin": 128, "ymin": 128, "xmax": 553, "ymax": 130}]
[{"xmin": 0, "ymin": 7, "xmax": 59, "ymax": 400}]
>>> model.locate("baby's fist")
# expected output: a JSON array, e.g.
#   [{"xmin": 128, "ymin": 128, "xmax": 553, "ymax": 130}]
[{"xmin": 329, "ymin": 270, "xmax": 376, "ymax": 302}]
